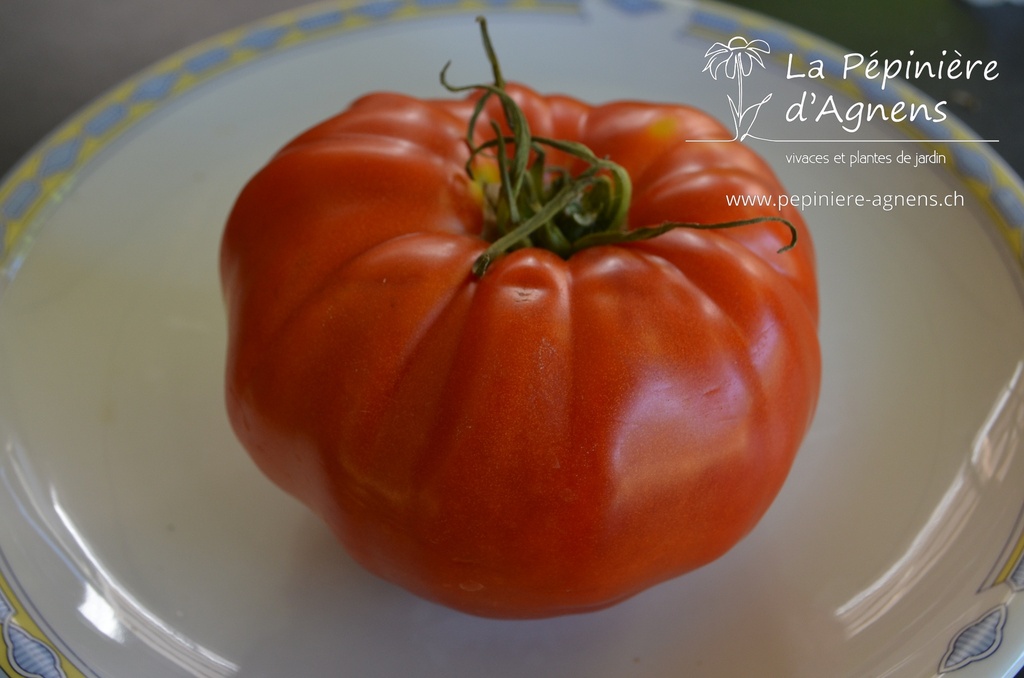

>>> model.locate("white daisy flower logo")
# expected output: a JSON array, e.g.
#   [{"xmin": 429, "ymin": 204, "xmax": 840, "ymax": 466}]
[{"xmin": 703, "ymin": 36, "xmax": 773, "ymax": 141}]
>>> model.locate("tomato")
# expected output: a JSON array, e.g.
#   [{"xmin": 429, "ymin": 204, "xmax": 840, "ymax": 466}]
[{"xmin": 220, "ymin": 29, "xmax": 820, "ymax": 619}]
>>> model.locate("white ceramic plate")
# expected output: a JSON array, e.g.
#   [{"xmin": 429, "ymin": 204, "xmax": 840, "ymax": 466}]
[{"xmin": 2, "ymin": 1, "xmax": 1024, "ymax": 676}]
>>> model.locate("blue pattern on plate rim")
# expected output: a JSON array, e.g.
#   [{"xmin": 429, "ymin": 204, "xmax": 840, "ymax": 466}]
[
  {"xmin": 941, "ymin": 605, "xmax": 1008, "ymax": 673},
  {"xmin": 0, "ymin": 587, "xmax": 69, "ymax": 678},
  {"xmin": 5, "ymin": 624, "xmax": 68, "ymax": 678}
]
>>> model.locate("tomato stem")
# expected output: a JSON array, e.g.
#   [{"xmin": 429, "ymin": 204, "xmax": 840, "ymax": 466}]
[
  {"xmin": 476, "ymin": 15, "xmax": 506, "ymax": 90},
  {"xmin": 444, "ymin": 17, "xmax": 797, "ymax": 277},
  {"xmin": 572, "ymin": 215, "xmax": 798, "ymax": 252}
]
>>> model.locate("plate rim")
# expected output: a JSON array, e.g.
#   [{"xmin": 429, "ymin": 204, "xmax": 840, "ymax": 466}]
[{"xmin": 1, "ymin": 1, "xmax": 1023, "ymax": 676}]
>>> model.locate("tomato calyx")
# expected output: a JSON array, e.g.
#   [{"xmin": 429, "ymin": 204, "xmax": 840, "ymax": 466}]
[{"xmin": 444, "ymin": 17, "xmax": 798, "ymax": 277}]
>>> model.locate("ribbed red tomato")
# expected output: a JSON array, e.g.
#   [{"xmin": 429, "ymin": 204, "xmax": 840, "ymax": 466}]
[{"xmin": 220, "ymin": 45, "xmax": 820, "ymax": 618}]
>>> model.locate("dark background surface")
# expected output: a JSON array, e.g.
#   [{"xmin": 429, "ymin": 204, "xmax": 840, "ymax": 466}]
[{"xmin": 1, "ymin": 1, "xmax": 1023, "ymax": 676}]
